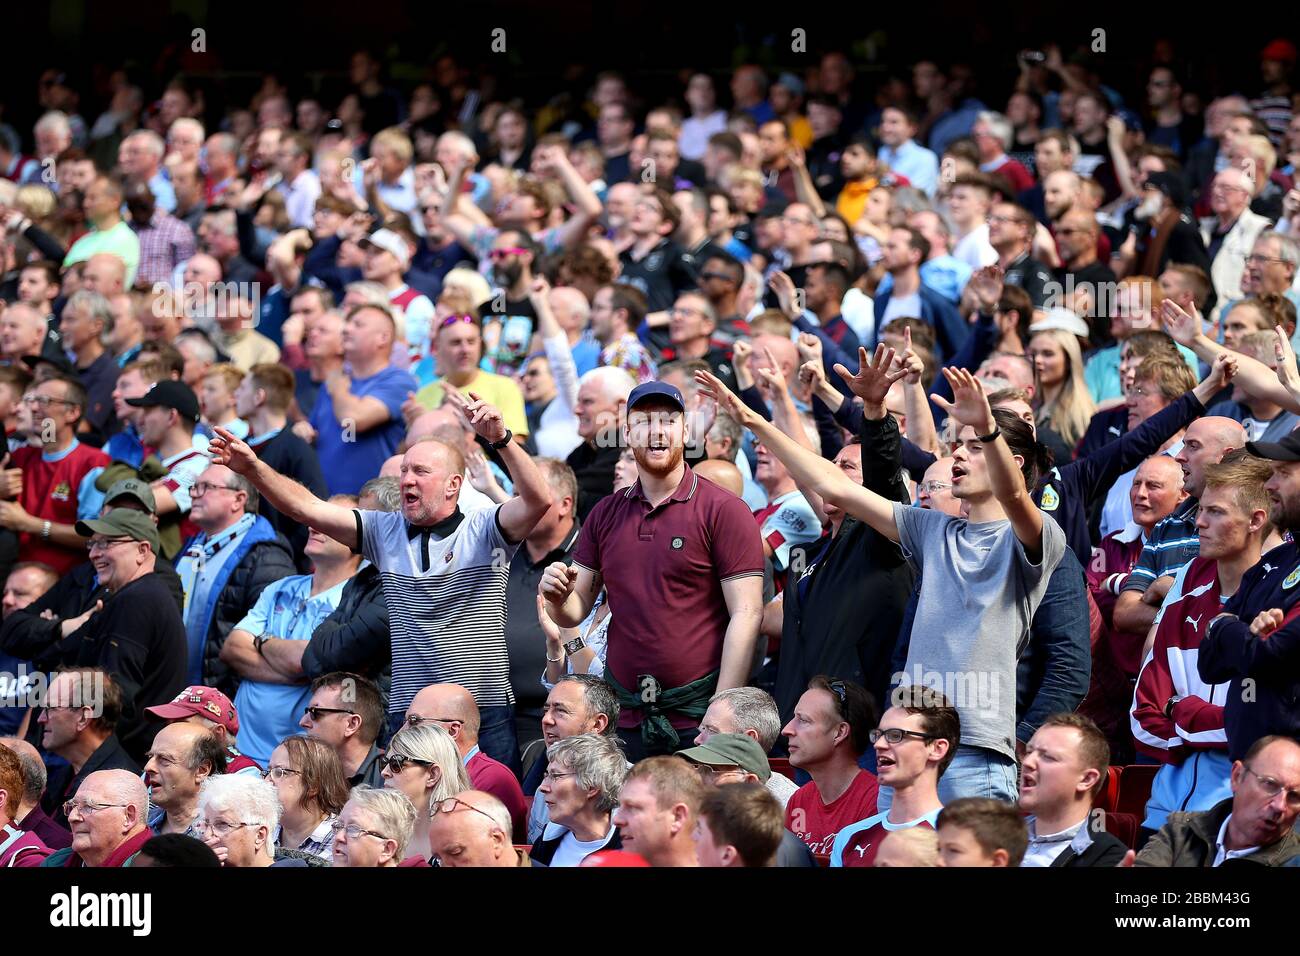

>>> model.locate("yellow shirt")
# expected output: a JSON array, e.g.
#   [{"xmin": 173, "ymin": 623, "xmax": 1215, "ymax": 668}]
[
  {"xmin": 787, "ymin": 115, "xmax": 814, "ymax": 150},
  {"xmin": 415, "ymin": 369, "xmax": 529, "ymax": 436},
  {"xmin": 836, "ymin": 178, "xmax": 879, "ymax": 230}
]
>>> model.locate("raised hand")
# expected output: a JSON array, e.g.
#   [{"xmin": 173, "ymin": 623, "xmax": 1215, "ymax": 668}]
[
  {"xmin": 449, "ymin": 390, "xmax": 508, "ymax": 444},
  {"xmin": 834, "ymin": 344, "xmax": 906, "ymax": 406},
  {"xmin": 536, "ymin": 591, "xmax": 562, "ymax": 644},
  {"xmin": 1275, "ymin": 326, "xmax": 1300, "ymax": 397},
  {"xmin": 796, "ymin": 332, "xmax": 823, "ymax": 366},
  {"xmin": 695, "ymin": 367, "xmax": 760, "ymax": 428},
  {"xmin": 898, "ymin": 325, "xmax": 924, "ymax": 385},
  {"xmin": 527, "ymin": 275, "xmax": 552, "ymax": 307},
  {"xmin": 539, "ymin": 561, "xmax": 577, "ymax": 604},
  {"xmin": 768, "ymin": 270, "xmax": 799, "ymax": 317},
  {"xmin": 1204, "ymin": 351, "xmax": 1237, "ymax": 393},
  {"xmin": 208, "ymin": 427, "xmax": 259, "ymax": 475},
  {"xmin": 1160, "ymin": 298, "xmax": 1201, "ymax": 348},
  {"xmin": 798, "ymin": 359, "xmax": 827, "ymax": 393},
  {"xmin": 931, "ymin": 367, "xmax": 996, "ymax": 431},
  {"xmin": 968, "ymin": 265, "xmax": 1005, "ymax": 313}
]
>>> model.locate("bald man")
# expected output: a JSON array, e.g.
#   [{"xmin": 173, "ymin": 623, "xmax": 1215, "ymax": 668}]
[
  {"xmin": 427, "ymin": 789, "xmax": 529, "ymax": 866},
  {"xmin": 566, "ymin": 365, "xmax": 637, "ymax": 521},
  {"xmin": 142, "ymin": 722, "xmax": 224, "ymax": 835},
  {"xmin": 405, "ymin": 682, "xmax": 528, "ymax": 839},
  {"xmin": 403, "ymin": 408, "xmax": 496, "ymax": 512},
  {"xmin": 42, "ymin": 769, "xmax": 152, "ymax": 867},
  {"xmin": 81, "ymin": 253, "xmax": 127, "ymax": 297},
  {"xmin": 1114, "ymin": 416, "xmax": 1247, "ymax": 635},
  {"xmin": 695, "ymin": 458, "xmax": 744, "ymax": 497}
]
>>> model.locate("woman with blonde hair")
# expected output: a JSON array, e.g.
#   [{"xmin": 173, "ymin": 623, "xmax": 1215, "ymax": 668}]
[
  {"xmin": 379, "ymin": 723, "xmax": 471, "ymax": 862},
  {"xmin": 1027, "ymin": 326, "xmax": 1095, "ymax": 460}
]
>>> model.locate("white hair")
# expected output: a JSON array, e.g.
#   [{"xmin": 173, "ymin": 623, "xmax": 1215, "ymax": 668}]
[
  {"xmin": 197, "ymin": 774, "xmax": 282, "ymax": 832},
  {"xmin": 126, "ymin": 130, "xmax": 166, "ymax": 160},
  {"xmin": 437, "ymin": 131, "xmax": 479, "ymax": 162},
  {"xmin": 441, "ymin": 267, "xmax": 493, "ymax": 309},
  {"xmin": 346, "ymin": 787, "xmax": 417, "ymax": 857},
  {"xmin": 168, "ymin": 117, "xmax": 206, "ymax": 143},
  {"xmin": 579, "ymin": 365, "xmax": 636, "ymax": 403},
  {"xmin": 977, "ymin": 111, "xmax": 1014, "ymax": 152},
  {"xmin": 83, "ymin": 769, "xmax": 148, "ymax": 821},
  {"xmin": 549, "ymin": 286, "xmax": 591, "ymax": 323},
  {"xmin": 34, "ymin": 110, "xmax": 71, "ymax": 139}
]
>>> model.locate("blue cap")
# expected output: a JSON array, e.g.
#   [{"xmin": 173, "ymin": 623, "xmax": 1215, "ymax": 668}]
[{"xmin": 627, "ymin": 381, "xmax": 685, "ymax": 412}]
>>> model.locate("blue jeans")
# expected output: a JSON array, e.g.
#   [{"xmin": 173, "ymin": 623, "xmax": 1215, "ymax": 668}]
[
  {"xmin": 878, "ymin": 744, "xmax": 1018, "ymax": 813},
  {"xmin": 476, "ymin": 704, "xmax": 521, "ymax": 778}
]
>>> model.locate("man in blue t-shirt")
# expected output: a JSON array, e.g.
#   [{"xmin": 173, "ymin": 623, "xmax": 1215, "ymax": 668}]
[{"xmin": 309, "ymin": 303, "xmax": 416, "ymax": 495}]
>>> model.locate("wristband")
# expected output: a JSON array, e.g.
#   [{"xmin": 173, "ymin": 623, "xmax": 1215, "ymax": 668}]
[
  {"xmin": 489, "ymin": 429, "xmax": 513, "ymax": 450},
  {"xmin": 975, "ymin": 426, "xmax": 1001, "ymax": 444},
  {"xmin": 545, "ymin": 650, "xmax": 564, "ymax": 663},
  {"xmin": 254, "ymin": 635, "xmax": 268, "ymax": 656},
  {"xmin": 41, "ymin": 520, "xmax": 52, "ymax": 541}
]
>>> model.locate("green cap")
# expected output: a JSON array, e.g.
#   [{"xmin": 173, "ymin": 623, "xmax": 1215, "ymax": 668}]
[
  {"xmin": 104, "ymin": 478, "xmax": 157, "ymax": 514},
  {"xmin": 75, "ymin": 508, "xmax": 160, "ymax": 554},
  {"xmin": 676, "ymin": 733, "xmax": 770, "ymax": 782}
]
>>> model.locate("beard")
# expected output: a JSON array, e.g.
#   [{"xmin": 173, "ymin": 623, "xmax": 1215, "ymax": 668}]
[
  {"xmin": 1270, "ymin": 497, "xmax": 1300, "ymax": 535},
  {"xmin": 632, "ymin": 442, "xmax": 684, "ymax": 479},
  {"xmin": 493, "ymin": 262, "xmax": 523, "ymax": 288}
]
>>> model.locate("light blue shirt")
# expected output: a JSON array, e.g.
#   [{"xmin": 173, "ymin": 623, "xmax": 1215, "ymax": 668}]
[
  {"xmin": 233, "ymin": 573, "xmax": 350, "ymax": 765},
  {"xmin": 149, "ymin": 170, "xmax": 177, "ymax": 213},
  {"xmin": 877, "ymin": 140, "xmax": 939, "ymax": 197}
]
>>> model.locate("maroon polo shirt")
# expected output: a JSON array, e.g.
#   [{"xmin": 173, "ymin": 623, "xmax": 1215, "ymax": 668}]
[{"xmin": 572, "ymin": 465, "xmax": 764, "ymax": 730}]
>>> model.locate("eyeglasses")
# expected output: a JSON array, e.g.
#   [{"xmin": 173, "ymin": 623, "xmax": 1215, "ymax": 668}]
[
  {"xmin": 1242, "ymin": 765, "xmax": 1300, "ymax": 809},
  {"xmin": 669, "ymin": 307, "xmax": 707, "ymax": 319},
  {"xmin": 488, "ymin": 247, "xmax": 528, "ymax": 261},
  {"xmin": 781, "ymin": 216, "xmax": 816, "ymax": 227},
  {"xmin": 195, "ymin": 819, "xmax": 259, "ymax": 838},
  {"xmin": 329, "ymin": 820, "xmax": 391, "ymax": 841},
  {"xmin": 438, "ymin": 314, "xmax": 476, "ymax": 330},
  {"xmin": 190, "ymin": 482, "xmax": 240, "ymax": 498},
  {"xmin": 262, "ymin": 766, "xmax": 302, "ymax": 782},
  {"xmin": 540, "ymin": 769, "xmax": 576, "ymax": 784},
  {"xmin": 303, "ymin": 705, "xmax": 356, "ymax": 721},
  {"xmin": 699, "ymin": 271, "xmax": 736, "ymax": 283},
  {"xmin": 22, "ymin": 394, "xmax": 76, "ymax": 408},
  {"xmin": 918, "ymin": 481, "xmax": 952, "ymax": 494},
  {"xmin": 380, "ymin": 752, "xmax": 433, "ymax": 774},
  {"xmin": 986, "ymin": 214, "xmax": 1025, "ymax": 226},
  {"xmin": 63, "ymin": 800, "xmax": 127, "ymax": 818},
  {"xmin": 869, "ymin": 727, "xmax": 937, "ymax": 745},
  {"xmin": 86, "ymin": 536, "xmax": 133, "ymax": 553},
  {"xmin": 404, "ymin": 714, "xmax": 463, "ymax": 729},
  {"xmin": 1244, "ymin": 253, "xmax": 1288, "ymax": 266},
  {"xmin": 694, "ymin": 764, "xmax": 746, "ymax": 781},
  {"xmin": 826, "ymin": 680, "xmax": 848, "ymax": 715},
  {"xmin": 435, "ymin": 796, "xmax": 503, "ymax": 826}
]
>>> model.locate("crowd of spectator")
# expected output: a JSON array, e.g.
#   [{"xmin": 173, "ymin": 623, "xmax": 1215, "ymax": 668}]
[{"xmin": 4, "ymin": 37, "xmax": 1300, "ymax": 871}]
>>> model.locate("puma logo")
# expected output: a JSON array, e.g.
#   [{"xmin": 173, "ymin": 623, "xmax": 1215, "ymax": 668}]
[
  {"xmin": 1185, "ymin": 613, "xmax": 1203, "ymax": 631},
  {"xmin": 853, "ymin": 843, "xmax": 872, "ymax": 857},
  {"xmin": 1264, "ymin": 563, "xmax": 1276, "ymax": 574}
]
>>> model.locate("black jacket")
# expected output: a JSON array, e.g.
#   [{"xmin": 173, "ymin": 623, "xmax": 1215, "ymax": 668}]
[
  {"xmin": 1048, "ymin": 816, "xmax": 1130, "ymax": 867},
  {"xmin": 530, "ymin": 825, "xmax": 622, "ymax": 867},
  {"xmin": 42, "ymin": 735, "xmax": 142, "ymax": 831},
  {"xmin": 196, "ymin": 534, "xmax": 298, "ymax": 698},
  {"xmin": 301, "ymin": 563, "xmax": 390, "ymax": 697}
]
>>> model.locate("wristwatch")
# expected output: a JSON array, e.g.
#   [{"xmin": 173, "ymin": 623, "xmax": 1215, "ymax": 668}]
[
  {"xmin": 1164, "ymin": 695, "xmax": 1183, "ymax": 718},
  {"xmin": 563, "ymin": 635, "xmax": 587, "ymax": 657},
  {"xmin": 40, "ymin": 520, "xmax": 51, "ymax": 541},
  {"xmin": 489, "ymin": 429, "xmax": 513, "ymax": 450},
  {"xmin": 254, "ymin": 634, "xmax": 269, "ymax": 657}
]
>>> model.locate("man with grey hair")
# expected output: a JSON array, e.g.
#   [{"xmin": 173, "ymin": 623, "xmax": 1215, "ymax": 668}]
[
  {"xmin": 566, "ymin": 364, "xmax": 636, "ymax": 520},
  {"xmin": 1235, "ymin": 232, "xmax": 1299, "ymax": 320},
  {"xmin": 428, "ymin": 789, "xmax": 529, "ymax": 866},
  {"xmin": 972, "ymin": 110, "xmax": 1034, "ymax": 194},
  {"xmin": 694, "ymin": 686, "xmax": 798, "ymax": 807},
  {"xmin": 119, "ymin": 129, "xmax": 176, "ymax": 212},
  {"xmin": 1201, "ymin": 167, "xmax": 1273, "ymax": 313},
  {"xmin": 527, "ymin": 673, "xmax": 622, "ymax": 840},
  {"xmin": 332, "ymin": 785, "xmax": 418, "ymax": 867},
  {"xmin": 34, "ymin": 110, "xmax": 73, "ymax": 164},
  {"xmin": 143, "ymin": 722, "xmax": 226, "ymax": 835},
  {"xmin": 59, "ymin": 289, "xmax": 119, "ymax": 436},
  {"xmin": 41, "ymin": 768, "xmax": 151, "ymax": 867}
]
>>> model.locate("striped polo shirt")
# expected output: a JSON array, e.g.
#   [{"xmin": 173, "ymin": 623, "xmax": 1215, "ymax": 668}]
[
  {"xmin": 355, "ymin": 505, "xmax": 518, "ymax": 713},
  {"xmin": 1120, "ymin": 497, "xmax": 1200, "ymax": 595}
]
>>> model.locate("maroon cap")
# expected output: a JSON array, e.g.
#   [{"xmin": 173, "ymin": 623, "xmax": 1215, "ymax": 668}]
[{"xmin": 145, "ymin": 686, "xmax": 240, "ymax": 735}]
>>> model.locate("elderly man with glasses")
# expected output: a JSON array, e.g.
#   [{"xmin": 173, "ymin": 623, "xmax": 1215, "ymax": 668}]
[
  {"xmin": 40, "ymin": 769, "xmax": 151, "ymax": 867},
  {"xmin": 428, "ymin": 789, "xmax": 531, "ymax": 866}
]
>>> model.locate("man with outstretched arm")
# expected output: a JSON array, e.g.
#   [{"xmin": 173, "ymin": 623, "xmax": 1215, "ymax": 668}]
[{"xmin": 208, "ymin": 391, "xmax": 552, "ymax": 776}]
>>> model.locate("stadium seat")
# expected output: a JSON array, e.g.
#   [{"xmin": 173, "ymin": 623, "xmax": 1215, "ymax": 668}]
[
  {"xmin": 1116, "ymin": 764, "xmax": 1159, "ymax": 818},
  {"xmin": 1095, "ymin": 765, "xmax": 1122, "ymax": 815},
  {"xmin": 768, "ymin": 757, "xmax": 797, "ymax": 781},
  {"xmin": 1101, "ymin": 810, "xmax": 1139, "ymax": 850}
]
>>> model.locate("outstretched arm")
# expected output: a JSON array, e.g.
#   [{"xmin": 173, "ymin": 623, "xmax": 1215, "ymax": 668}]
[
  {"xmin": 696, "ymin": 367, "xmax": 901, "ymax": 542},
  {"xmin": 1163, "ymin": 300, "xmax": 1300, "ymax": 413},
  {"xmin": 208, "ymin": 427, "xmax": 359, "ymax": 550}
]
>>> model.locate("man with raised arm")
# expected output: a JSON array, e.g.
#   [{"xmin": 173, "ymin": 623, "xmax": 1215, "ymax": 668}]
[
  {"xmin": 695, "ymin": 357, "xmax": 1066, "ymax": 801},
  {"xmin": 207, "ymin": 391, "xmax": 552, "ymax": 774}
]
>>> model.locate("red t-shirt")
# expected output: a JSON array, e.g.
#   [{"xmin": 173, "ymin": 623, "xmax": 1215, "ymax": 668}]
[
  {"xmin": 467, "ymin": 749, "xmax": 528, "ymax": 840},
  {"xmin": 10, "ymin": 442, "xmax": 109, "ymax": 574},
  {"xmin": 572, "ymin": 467, "xmax": 764, "ymax": 729},
  {"xmin": 784, "ymin": 769, "xmax": 880, "ymax": 858}
]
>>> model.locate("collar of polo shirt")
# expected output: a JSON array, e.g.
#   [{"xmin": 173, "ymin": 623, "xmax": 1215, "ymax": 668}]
[{"xmin": 406, "ymin": 506, "xmax": 465, "ymax": 539}]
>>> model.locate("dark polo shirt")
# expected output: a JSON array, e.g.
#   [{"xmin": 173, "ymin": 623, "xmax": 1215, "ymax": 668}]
[
  {"xmin": 571, "ymin": 465, "xmax": 763, "ymax": 731},
  {"xmin": 505, "ymin": 522, "xmax": 581, "ymax": 717}
]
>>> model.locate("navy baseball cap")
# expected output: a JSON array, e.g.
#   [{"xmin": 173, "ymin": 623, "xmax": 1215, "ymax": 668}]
[
  {"xmin": 1247, "ymin": 431, "xmax": 1300, "ymax": 462},
  {"xmin": 627, "ymin": 381, "xmax": 684, "ymax": 413},
  {"xmin": 126, "ymin": 380, "xmax": 201, "ymax": 423}
]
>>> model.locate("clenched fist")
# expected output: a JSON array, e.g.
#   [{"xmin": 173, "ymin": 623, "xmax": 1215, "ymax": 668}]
[{"xmin": 539, "ymin": 562, "xmax": 577, "ymax": 605}]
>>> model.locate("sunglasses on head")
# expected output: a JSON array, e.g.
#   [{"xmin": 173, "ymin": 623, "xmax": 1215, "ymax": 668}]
[{"xmin": 439, "ymin": 314, "xmax": 476, "ymax": 330}]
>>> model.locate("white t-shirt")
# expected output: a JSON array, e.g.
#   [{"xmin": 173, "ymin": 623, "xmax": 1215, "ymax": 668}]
[
  {"xmin": 546, "ymin": 822, "xmax": 618, "ymax": 867},
  {"xmin": 880, "ymin": 292, "xmax": 922, "ymax": 330},
  {"xmin": 952, "ymin": 223, "xmax": 997, "ymax": 271}
]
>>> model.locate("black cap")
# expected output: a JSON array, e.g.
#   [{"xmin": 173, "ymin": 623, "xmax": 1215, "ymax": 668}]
[
  {"xmin": 125, "ymin": 380, "xmax": 201, "ymax": 422},
  {"xmin": 1247, "ymin": 431, "xmax": 1300, "ymax": 462},
  {"xmin": 1144, "ymin": 171, "xmax": 1187, "ymax": 211},
  {"xmin": 22, "ymin": 353, "xmax": 76, "ymax": 377}
]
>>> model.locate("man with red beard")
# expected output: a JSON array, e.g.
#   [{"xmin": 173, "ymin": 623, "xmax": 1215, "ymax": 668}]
[{"xmin": 542, "ymin": 381, "xmax": 764, "ymax": 759}]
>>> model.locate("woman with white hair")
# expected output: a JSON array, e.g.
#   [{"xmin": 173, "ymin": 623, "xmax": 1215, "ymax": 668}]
[
  {"xmin": 331, "ymin": 786, "xmax": 419, "ymax": 867},
  {"xmin": 196, "ymin": 774, "xmax": 286, "ymax": 867},
  {"xmin": 532, "ymin": 733, "xmax": 628, "ymax": 867},
  {"xmin": 379, "ymin": 723, "xmax": 470, "ymax": 862}
]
